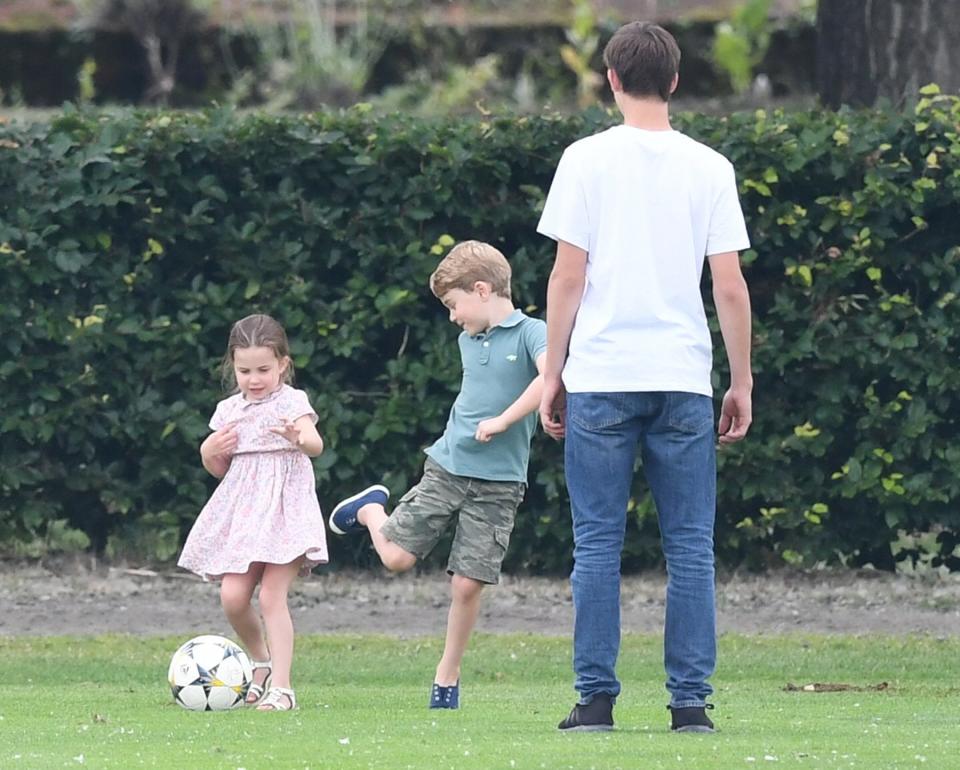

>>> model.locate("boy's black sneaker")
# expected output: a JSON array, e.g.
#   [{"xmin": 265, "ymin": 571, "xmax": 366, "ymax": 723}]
[
  {"xmin": 557, "ymin": 694, "xmax": 614, "ymax": 732},
  {"xmin": 669, "ymin": 704, "xmax": 715, "ymax": 733}
]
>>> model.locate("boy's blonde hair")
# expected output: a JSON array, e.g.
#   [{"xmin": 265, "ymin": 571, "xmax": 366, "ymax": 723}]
[{"xmin": 429, "ymin": 240, "xmax": 512, "ymax": 300}]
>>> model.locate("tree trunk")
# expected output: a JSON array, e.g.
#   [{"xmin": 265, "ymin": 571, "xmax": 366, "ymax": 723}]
[{"xmin": 817, "ymin": 0, "xmax": 960, "ymax": 108}]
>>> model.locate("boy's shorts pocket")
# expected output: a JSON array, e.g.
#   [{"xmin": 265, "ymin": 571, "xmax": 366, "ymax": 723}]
[{"xmin": 446, "ymin": 480, "xmax": 522, "ymax": 585}]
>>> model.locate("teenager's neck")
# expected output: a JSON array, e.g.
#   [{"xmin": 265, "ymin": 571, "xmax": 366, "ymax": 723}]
[
  {"xmin": 484, "ymin": 298, "xmax": 517, "ymax": 332},
  {"xmin": 618, "ymin": 94, "xmax": 672, "ymax": 131}
]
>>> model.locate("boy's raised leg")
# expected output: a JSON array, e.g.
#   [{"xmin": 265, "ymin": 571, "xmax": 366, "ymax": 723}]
[
  {"xmin": 329, "ymin": 485, "xmax": 416, "ymax": 572},
  {"xmin": 360, "ymin": 503, "xmax": 417, "ymax": 572}
]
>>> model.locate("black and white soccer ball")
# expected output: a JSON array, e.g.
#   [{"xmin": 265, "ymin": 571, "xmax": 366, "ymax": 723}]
[{"xmin": 168, "ymin": 635, "xmax": 253, "ymax": 711}]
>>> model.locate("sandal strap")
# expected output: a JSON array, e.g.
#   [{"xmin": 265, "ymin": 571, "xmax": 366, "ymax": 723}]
[
  {"xmin": 245, "ymin": 660, "xmax": 273, "ymax": 703},
  {"xmin": 259, "ymin": 687, "xmax": 296, "ymax": 711}
]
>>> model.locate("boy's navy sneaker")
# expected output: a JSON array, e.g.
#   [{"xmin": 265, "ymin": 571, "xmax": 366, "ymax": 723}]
[
  {"xmin": 557, "ymin": 694, "xmax": 614, "ymax": 732},
  {"xmin": 329, "ymin": 484, "xmax": 389, "ymax": 535},
  {"xmin": 429, "ymin": 681, "xmax": 459, "ymax": 709},
  {"xmin": 669, "ymin": 704, "xmax": 715, "ymax": 733}
]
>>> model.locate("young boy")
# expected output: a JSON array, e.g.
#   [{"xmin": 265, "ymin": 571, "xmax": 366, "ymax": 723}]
[
  {"xmin": 537, "ymin": 22, "xmax": 753, "ymax": 733},
  {"xmin": 329, "ymin": 239, "xmax": 546, "ymax": 709}
]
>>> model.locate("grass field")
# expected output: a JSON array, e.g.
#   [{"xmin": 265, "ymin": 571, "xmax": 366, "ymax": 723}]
[{"xmin": 3, "ymin": 633, "xmax": 956, "ymax": 769}]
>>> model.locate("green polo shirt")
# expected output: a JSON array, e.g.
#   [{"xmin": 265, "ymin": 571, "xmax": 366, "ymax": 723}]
[{"xmin": 425, "ymin": 310, "xmax": 546, "ymax": 482}]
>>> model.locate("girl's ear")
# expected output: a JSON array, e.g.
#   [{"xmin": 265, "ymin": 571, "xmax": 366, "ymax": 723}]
[{"xmin": 279, "ymin": 355, "xmax": 291, "ymax": 374}]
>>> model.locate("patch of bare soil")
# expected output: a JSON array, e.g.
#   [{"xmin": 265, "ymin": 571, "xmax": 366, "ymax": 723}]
[{"xmin": 2, "ymin": 560, "xmax": 959, "ymax": 638}]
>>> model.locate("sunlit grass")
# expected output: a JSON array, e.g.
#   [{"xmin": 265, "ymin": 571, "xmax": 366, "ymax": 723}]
[{"xmin": 3, "ymin": 633, "xmax": 957, "ymax": 769}]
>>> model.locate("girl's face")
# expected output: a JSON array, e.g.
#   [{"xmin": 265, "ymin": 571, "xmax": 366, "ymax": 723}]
[{"xmin": 233, "ymin": 346, "xmax": 288, "ymax": 401}]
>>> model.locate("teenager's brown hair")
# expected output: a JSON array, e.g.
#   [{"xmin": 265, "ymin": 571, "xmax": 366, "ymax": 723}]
[{"xmin": 603, "ymin": 22, "xmax": 681, "ymax": 102}]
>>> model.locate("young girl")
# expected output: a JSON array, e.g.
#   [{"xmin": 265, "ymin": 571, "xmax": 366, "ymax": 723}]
[{"xmin": 178, "ymin": 313, "xmax": 328, "ymax": 712}]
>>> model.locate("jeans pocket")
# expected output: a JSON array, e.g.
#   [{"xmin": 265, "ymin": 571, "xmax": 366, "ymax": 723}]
[
  {"xmin": 666, "ymin": 392, "xmax": 714, "ymax": 434},
  {"xmin": 569, "ymin": 393, "xmax": 626, "ymax": 431}
]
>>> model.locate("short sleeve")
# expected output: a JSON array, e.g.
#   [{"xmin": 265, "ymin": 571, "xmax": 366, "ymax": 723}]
[
  {"xmin": 522, "ymin": 318, "xmax": 547, "ymax": 362},
  {"xmin": 208, "ymin": 399, "xmax": 230, "ymax": 431},
  {"xmin": 537, "ymin": 147, "xmax": 591, "ymax": 251},
  {"xmin": 286, "ymin": 388, "xmax": 318, "ymax": 425},
  {"xmin": 706, "ymin": 161, "xmax": 751, "ymax": 256}
]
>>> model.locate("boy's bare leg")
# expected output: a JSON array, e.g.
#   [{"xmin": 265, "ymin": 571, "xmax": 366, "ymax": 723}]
[
  {"xmin": 358, "ymin": 503, "xmax": 417, "ymax": 572},
  {"xmin": 435, "ymin": 574, "xmax": 485, "ymax": 685}
]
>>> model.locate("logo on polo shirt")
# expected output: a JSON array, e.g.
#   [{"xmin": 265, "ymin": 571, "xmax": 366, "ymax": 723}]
[{"xmin": 506, "ymin": 354, "xmax": 518, "ymax": 362}]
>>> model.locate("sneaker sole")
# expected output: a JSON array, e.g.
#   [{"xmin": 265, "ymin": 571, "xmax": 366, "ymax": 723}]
[
  {"xmin": 558, "ymin": 724, "xmax": 614, "ymax": 732},
  {"xmin": 672, "ymin": 725, "xmax": 715, "ymax": 733},
  {"xmin": 328, "ymin": 484, "xmax": 390, "ymax": 535}
]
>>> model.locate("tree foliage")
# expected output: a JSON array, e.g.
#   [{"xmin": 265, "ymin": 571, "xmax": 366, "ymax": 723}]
[{"xmin": 1, "ymin": 95, "xmax": 959, "ymax": 571}]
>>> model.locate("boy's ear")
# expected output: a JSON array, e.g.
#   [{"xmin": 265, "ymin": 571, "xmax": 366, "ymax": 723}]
[
  {"xmin": 670, "ymin": 72, "xmax": 679, "ymax": 95},
  {"xmin": 474, "ymin": 280, "xmax": 491, "ymax": 298},
  {"xmin": 607, "ymin": 68, "xmax": 622, "ymax": 93}
]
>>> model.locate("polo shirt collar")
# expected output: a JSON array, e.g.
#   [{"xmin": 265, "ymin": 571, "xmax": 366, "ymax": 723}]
[{"xmin": 487, "ymin": 309, "xmax": 524, "ymax": 331}]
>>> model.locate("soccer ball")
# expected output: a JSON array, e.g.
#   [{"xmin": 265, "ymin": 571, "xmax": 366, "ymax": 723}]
[{"xmin": 168, "ymin": 635, "xmax": 253, "ymax": 711}]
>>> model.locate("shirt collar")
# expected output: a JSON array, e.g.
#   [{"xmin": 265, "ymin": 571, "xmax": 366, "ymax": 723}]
[
  {"xmin": 240, "ymin": 384, "xmax": 285, "ymax": 409},
  {"xmin": 468, "ymin": 309, "xmax": 524, "ymax": 340},
  {"xmin": 487, "ymin": 308, "xmax": 525, "ymax": 332}
]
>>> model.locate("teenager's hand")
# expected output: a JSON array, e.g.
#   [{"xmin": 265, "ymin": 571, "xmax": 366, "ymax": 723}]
[
  {"xmin": 206, "ymin": 423, "xmax": 239, "ymax": 457},
  {"xmin": 269, "ymin": 418, "xmax": 303, "ymax": 446},
  {"xmin": 718, "ymin": 387, "xmax": 752, "ymax": 444},
  {"xmin": 539, "ymin": 377, "xmax": 567, "ymax": 440},
  {"xmin": 475, "ymin": 416, "xmax": 509, "ymax": 443}
]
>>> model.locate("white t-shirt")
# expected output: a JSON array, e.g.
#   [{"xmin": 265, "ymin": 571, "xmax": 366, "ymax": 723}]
[{"xmin": 537, "ymin": 125, "xmax": 750, "ymax": 396}]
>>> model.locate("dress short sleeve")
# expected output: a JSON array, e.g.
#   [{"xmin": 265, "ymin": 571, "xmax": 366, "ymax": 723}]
[
  {"xmin": 286, "ymin": 388, "xmax": 319, "ymax": 425},
  {"xmin": 208, "ymin": 398, "xmax": 231, "ymax": 431}
]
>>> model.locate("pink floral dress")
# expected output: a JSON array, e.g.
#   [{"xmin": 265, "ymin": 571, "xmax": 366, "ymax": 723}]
[{"xmin": 178, "ymin": 384, "xmax": 329, "ymax": 581}]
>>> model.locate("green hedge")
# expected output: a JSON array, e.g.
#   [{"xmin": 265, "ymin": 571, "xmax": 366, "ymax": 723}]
[{"xmin": 1, "ymin": 91, "xmax": 959, "ymax": 572}]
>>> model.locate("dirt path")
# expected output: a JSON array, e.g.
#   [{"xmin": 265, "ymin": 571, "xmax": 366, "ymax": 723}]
[{"xmin": 3, "ymin": 561, "xmax": 959, "ymax": 638}]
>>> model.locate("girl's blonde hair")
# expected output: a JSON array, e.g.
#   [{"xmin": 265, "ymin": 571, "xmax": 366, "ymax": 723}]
[
  {"xmin": 220, "ymin": 314, "xmax": 294, "ymax": 390},
  {"xmin": 429, "ymin": 240, "xmax": 512, "ymax": 300}
]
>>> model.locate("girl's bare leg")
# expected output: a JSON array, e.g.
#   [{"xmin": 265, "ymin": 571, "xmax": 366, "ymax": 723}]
[{"xmin": 256, "ymin": 559, "xmax": 302, "ymax": 709}]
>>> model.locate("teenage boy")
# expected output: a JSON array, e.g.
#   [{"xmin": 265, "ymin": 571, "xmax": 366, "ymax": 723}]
[
  {"xmin": 329, "ymin": 240, "xmax": 546, "ymax": 710},
  {"xmin": 538, "ymin": 21, "xmax": 753, "ymax": 733}
]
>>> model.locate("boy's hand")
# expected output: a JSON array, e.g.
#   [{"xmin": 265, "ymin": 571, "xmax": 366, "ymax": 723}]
[
  {"xmin": 207, "ymin": 423, "xmax": 239, "ymax": 457},
  {"xmin": 269, "ymin": 418, "xmax": 303, "ymax": 446},
  {"xmin": 718, "ymin": 387, "xmax": 752, "ymax": 444},
  {"xmin": 475, "ymin": 416, "xmax": 509, "ymax": 443},
  {"xmin": 539, "ymin": 377, "xmax": 566, "ymax": 440}
]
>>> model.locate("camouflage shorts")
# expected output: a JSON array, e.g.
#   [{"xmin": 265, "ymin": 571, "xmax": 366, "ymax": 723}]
[{"xmin": 380, "ymin": 457, "xmax": 526, "ymax": 585}]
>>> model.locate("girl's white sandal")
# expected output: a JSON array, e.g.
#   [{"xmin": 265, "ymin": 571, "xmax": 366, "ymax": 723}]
[
  {"xmin": 257, "ymin": 687, "xmax": 297, "ymax": 711},
  {"xmin": 245, "ymin": 659, "xmax": 273, "ymax": 705}
]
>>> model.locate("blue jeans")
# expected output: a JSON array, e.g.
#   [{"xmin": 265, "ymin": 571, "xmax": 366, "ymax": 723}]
[{"xmin": 565, "ymin": 391, "xmax": 717, "ymax": 708}]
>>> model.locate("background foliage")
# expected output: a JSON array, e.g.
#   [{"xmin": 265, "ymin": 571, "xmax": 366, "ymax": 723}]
[{"xmin": 1, "ymin": 91, "xmax": 959, "ymax": 572}]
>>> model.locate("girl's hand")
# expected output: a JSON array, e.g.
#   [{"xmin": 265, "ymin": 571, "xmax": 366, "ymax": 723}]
[
  {"xmin": 475, "ymin": 416, "xmax": 509, "ymax": 443},
  {"xmin": 207, "ymin": 423, "xmax": 239, "ymax": 457},
  {"xmin": 269, "ymin": 418, "xmax": 303, "ymax": 447}
]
